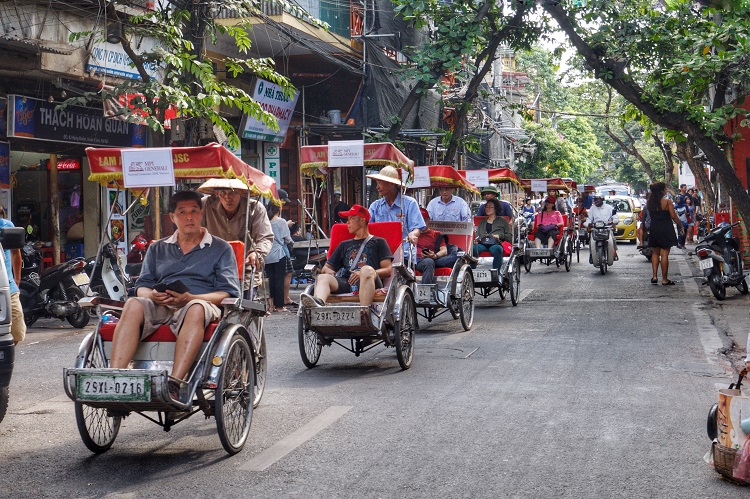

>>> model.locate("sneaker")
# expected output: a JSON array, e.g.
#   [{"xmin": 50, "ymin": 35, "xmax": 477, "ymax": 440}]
[{"xmin": 300, "ymin": 293, "xmax": 325, "ymax": 308}]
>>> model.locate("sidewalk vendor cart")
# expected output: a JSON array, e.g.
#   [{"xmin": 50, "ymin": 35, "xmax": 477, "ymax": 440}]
[
  {"xmin": 407, "ymin": 165, "xmax": 476, "ymax": 331},
  {"xmin": 63, "ymin": 143, "xmax": 277, "ymax": 455}
]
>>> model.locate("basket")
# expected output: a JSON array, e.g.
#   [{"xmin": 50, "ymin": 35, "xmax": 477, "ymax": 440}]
[{"xmin": 713, "ymin": 442, "xmax": 749, "ymax": 486}]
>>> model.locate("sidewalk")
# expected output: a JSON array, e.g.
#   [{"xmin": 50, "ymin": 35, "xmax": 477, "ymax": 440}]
[{"xmin": 680, "ymin": 244, "xmax": 750, "ymax": 372}]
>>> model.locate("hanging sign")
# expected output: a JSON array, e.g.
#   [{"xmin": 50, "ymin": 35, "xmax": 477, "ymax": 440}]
[
  {"xmin": 121, "ymin": 147, "xmax": 175, "ymax": 188},
  {"xmin": 531, "ymin": 180, "xmax": 548, "ymax": 192},
  {"xmin": 241, "ymin": 78, "xmax": 299, "ymax": 143},
  {"xmin": 87, "ymin": 39, "xmax": 160, "ymax": 80},
  {"xmin": 465, "ymin": 170, "xmax": 489, "ymax": 188},
  {"xmin": 264, "ymin": 142, "xmax": 280, "ymax": 185},
  {"xmin": 328, "ymin": 140, "xmax": 364, "ymax": 167},
  {"xmin": 106, "ymin": 188, "xmax": 128, "ymax": 257},
  {"xmin": 409, "ymin": 166, "xmax": 431, "ymax": 188}
]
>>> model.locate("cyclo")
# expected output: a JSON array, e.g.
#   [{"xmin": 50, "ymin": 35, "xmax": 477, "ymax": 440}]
[
  {"xmin": 521, "ymin": 178, "xmax": 574, "ymax": 272},
  {"xmin": 407, "ymin": 165, "xmax": 476, "ymax": 330},
  {"xmin": 63, "ymin": 144, "xmax": 274, "ymax": 455},
  {"xmin": 296, "ymin": 143, "xmax": 418, "ymax": 369},
  {"xmin": 462, "ymin": 168, "xmax": 523, "ymax": 306}
]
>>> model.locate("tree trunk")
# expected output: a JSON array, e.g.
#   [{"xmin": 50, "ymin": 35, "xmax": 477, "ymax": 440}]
[
  {"xmin": 653, "ymin": 134, "xmax": 675, "ymax": 191},
  {"xmin": 545, "ymin": 2, "xmax": 750, "ymax": 228}
]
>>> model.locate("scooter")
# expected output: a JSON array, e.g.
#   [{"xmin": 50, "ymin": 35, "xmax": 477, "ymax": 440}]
[
  {"xmin": 696, "ymin": 221, "xmax": 749, "ymax": 300},
  {"xmin": 20, "ymin": 241, "xmax": 43, "ymax": 278},
  {"xmin": 20, "ymin": 257, "xmax": 92, "ymax": 328},
  {"xmin": 125, "ymin": 233, "xmax": 149, "ymax": 280},
  {"xmin": 85, "ymin": 242, "xmax": 132, "ymax": 301},
  {"xmin": 589, "ymin": 221, "xmax": 615, "ymax": 275}
]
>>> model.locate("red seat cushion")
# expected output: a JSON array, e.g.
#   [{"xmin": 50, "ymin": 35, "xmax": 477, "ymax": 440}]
[
  {"xmin": 328, "ymin": 222, "xmax": 403, "ymax": 256},
  {"xmin": 99, "ymin": 321, "xmax": 219, "ymax": 342}
]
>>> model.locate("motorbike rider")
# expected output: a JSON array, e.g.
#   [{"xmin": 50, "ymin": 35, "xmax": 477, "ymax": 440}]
[{"xmin": 587, "ymin": 194, "xmax": 619, "ymax": 261}]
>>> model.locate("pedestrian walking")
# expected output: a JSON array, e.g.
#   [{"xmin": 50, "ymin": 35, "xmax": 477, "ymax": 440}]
[{"xmin": 646, "ymin": 182, "xmax": 684, "ymax": 285}]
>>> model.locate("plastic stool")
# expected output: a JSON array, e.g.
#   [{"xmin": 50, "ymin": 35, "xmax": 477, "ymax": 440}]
[{"xmin": 41, "ymin": 247, "xmax": 54, "ymax": 270}]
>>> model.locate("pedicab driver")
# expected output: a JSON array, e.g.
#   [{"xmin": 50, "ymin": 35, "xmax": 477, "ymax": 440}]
[
  {"xmin": 587, "ymin": 194, "xmax": 619, "ymax": 260},
  {"xmin": 300, "ymin": 205, "xmax": 392, "ymax": 308},
  {"xmin": 109, "ymin": 191, "xmax": 241, "ymax": 399},
  {"xmin": 367, "ymin": 166, "xmax": 426, "ymax": 260}
]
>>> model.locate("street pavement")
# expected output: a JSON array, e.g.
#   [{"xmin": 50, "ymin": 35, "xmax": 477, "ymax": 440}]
[{"xmin": 1, "ymin": 242, "xmax": 749, "ymax": 497}]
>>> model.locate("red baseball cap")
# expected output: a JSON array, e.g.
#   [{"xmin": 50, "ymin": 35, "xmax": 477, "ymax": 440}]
[
  {"xmin": 339, "ymin": 204, "xmax": 371, "ymax": 222},
  {"xmin": 420, "ymin": 207, "xmax": 430, "ymax": 221},
  {"xmin": 545, "ymin": 196, "xmax": 556, "ymax": 204}
]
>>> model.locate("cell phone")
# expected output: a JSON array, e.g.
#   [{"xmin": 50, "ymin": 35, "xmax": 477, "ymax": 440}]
[{"xmin": 153, "ymin": 280, "xmax": 189, "ymax": 294}]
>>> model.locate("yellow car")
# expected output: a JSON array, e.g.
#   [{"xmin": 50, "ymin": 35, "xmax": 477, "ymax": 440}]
[{"xmin": 605, "ymin": 196, "xmax": 641, "ymax": 242}]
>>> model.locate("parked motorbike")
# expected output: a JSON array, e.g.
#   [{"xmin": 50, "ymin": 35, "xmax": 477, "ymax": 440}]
[
  {"xmin": 696, "ymin": 221, "xmax": 749, "ymax": 300},
  {"xmin": 589, "ymin": 221, "xmax": 615, "ymax": 275},
  {"xmin": 20, "ymin": 257, "xmax": 91, "ymax": 328},
  {"xmin": 20, "ymin": 241, "xmax": 43, "ymax": 278},
  {"xmin": 125, "ymin": 233, "xmax": 149, "ymax": 280},
  {"xmin": 85, "ymin": 242, "xmax": 132, "ymax": 301}
]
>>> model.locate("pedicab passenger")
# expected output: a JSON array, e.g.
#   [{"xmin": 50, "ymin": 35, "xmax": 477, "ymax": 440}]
[
  {"xmin": 472, "ymin": 198, "xmax": 512, "ymax": 269},
  {"xmin": 416, "ymin": 208, "xmax": 458, "ymax": 285},
  {"xmin": 300, "ymin": 205, "xmax": 393, "ymax": 309},
  {"xmin": 533, "ymin": 196, "xmax": 564, "ymax": 248},
  {"xmin": 109, "ymin": 191, "xmax": 241, "ymax": 400}
]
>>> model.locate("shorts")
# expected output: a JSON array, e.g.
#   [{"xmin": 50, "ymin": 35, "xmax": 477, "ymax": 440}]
[
  {"xmin": 10, "ymin": 291, "xmax": 25, "ymax": 343},
  {"xmin": 132, "ymin": 297, "xmax": 221, "ymax": 339},
  {"xmin": 284, "ymin": 255, "xmax": 294, "ymax": 274},
  {"xmin": 334, "ymin": 275, "xmax": 383, "ymax": 294},
  {"xmin": 536, "ymin": 227, "xmax": 559, "ymax": 242}
]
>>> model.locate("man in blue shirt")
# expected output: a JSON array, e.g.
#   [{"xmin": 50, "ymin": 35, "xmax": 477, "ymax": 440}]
[
  {"xmin": 477, "ymin": 185, "xmax": 514, "ymax": 218},
  {"xmin": 109, "ymin": 191, "xmax": 240, "ymax": 398},
  {"xmin": 0, "ymin": 208, "xmax": 24, "ymax": 345},
  {"xmin": 367, "ymin": 166, "xmax": 425, "ymax": 259},
  {"xmin": 427, "ymin": 186, "xmax": 471, "ymax": 222}
]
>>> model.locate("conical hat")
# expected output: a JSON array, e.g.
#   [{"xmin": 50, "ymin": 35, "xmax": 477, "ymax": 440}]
[{"xmin": 197, "ymin": 178, "xmax": 248, "ymax": 195}]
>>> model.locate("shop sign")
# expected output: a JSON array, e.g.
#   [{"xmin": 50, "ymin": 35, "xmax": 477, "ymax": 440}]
[
  {"xmin": 87, "ymin": 39, "xmax": 160, "ymax": 80},
  {"xmin": 121, "ymin": 147, "xmax": 175, "ymax": 188},
  {"xmin": 44, "ymin": 158, "xmax": 81, "ymax": 171},
  {"xmin": 0, "ymin": 98, "xmax": 6, "ymax": 137},
  {"xmin": 0, "ymin": 142, "xmax": 9, "ymax": 188},
  {"xmin": 263, "ymin": 142, "xmax": 280, "ymax": 185},
  {"xmin": 241, "ymin": 78, "xmax": 299, "ymax": 143},
  {"xmin": 328, "ymin": 140, "xmax": 364, "ymax": 168},
  {"xmin": 7, "ymin": 95, "xmax": 142, "ymax": 147}
]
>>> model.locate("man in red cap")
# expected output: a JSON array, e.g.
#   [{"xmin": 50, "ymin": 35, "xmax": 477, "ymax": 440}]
[{"xmin": 300, "ymin": 205, "xmax": 393, "ymax": 309}]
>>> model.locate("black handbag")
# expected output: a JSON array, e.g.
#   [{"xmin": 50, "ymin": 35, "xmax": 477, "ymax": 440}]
[{"xmin": 479, "ymin": 235, "xmax": 497, "ymax": 246}]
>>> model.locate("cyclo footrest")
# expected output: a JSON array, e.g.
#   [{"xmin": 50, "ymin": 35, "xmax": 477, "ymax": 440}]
[{"xmin": 63, "ymin": 368, "xmax": 192, "ymax": 412}]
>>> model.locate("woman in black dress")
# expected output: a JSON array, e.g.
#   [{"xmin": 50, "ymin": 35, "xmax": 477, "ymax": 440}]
[{"xmin": 647, "ymin": 182, "xmax": 684, "ymax": 285}]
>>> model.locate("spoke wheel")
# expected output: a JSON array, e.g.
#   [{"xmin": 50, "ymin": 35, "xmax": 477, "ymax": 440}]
[
  {"xmin": 575, "ymin": 238, "xmax": 581, "ymax": 263},
  {"xmin": 565, "ymin": 239, "xmax": 572, "ymax": 272},
  {"xmin": 248, "ymin": 317, "xmax": 267, "ymax": 409},
  {"xmin": 509, "ymin": 262, "xmax": 521, "ymax": 307},
  {"xmin": 523, "ymin": 253, "xmax": 532, "ymax": 273},
  {"xmin": 709, "ymin": 270, "xmax": 726, "ymax": 300},
  {"xmin": 395, "ymin": 295, "xmax": 416, "ymax": 370},
  {"xmin": 75, "ymin": 343, "xmax": 121, "ymax": 453},
  {"xmin": 215, "ymin": 333, "xmax": 253, "ymax": 455},
  {"xmin": 66, "ymin": 287, "xmax": 90, "ymax": 328},
  {"xmin": 458, "ymin": 272, "xmax": 475, "ymax": 331},
  {"xmin": 298, "ymin": 316, "xmax": 322, "ymax": 368}
]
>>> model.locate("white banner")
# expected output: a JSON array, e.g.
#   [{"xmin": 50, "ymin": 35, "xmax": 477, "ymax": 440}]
[
  {"xmin": 87, "ymin": 39, "xmax": 160, "ymax": 80},
  {"xmin": 531, "ymin": 180, "xmax": 548, "ymax": 193},
  {"xmin": 328, "ymin": 140, "xmax": 364, "ymax": 167},
  {"xmin": 409, "ymin": 166, "xmax": 431, "ymax": 188},
  {"xmin": 121, "ymin": 148, "xmax": 175, "ymax": 188},
  {"xmin": 465, "ymin": 170, "xmax": 489, "ymax": 188}
]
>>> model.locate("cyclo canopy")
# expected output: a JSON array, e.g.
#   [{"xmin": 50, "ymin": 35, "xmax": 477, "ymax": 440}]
[
  {"xmin": 408, "ymin": 165, "xmax": 479, "ymax": 194},
  {"xmin": 299, "ymin": 142, "xmax": 414, "ymax": 179}
]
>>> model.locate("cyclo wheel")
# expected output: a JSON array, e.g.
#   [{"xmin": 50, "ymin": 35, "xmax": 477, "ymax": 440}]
[
  {"xmin": 75, "ymin": 339, "xmax": 121, "ymax": 453},
  {"xmin": 215, "ymin": 331, "xmax": 254, "ymax": 455},
  {"xmin": 509, "ymin": 261, "xmax": 521, "ymax": 307},
  {"xmin": 458, "ymin": 271, "xmax": 475, "ymax": 331},
  {"xmin": 564, "ymin": 237, "xmax": 572, "ymax": 272},
  {"xmin": 247, "ymin": 316, "xmax": 267, "ymax": 409},
  {"xmin": 575, "ymin": 236, "xmax": 581, "ymax": 263},
  {"xmin": 298, "ymin": 315, "xmax": 322, "ymax": 368},
  {"xmin": 523, "ymin": 253, "xmax": 532, "ymax": 273},
  {"xmin": 394, "ymin": 293, "xmax": 416, "ymax": 370}
]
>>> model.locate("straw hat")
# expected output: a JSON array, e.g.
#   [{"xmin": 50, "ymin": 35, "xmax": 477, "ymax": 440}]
[
  {"xmin": 197, "ymin": 178, "xmax": 248, "ymax": 195},
  {"xmin": 366, "ymin": 166, "xmax": 402, "ymax": 186}
]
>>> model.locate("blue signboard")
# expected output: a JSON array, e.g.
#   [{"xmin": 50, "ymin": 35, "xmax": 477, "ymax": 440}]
[{"xmin": 0, "ymin": 142, "xmax": 9, "ymax": 188}]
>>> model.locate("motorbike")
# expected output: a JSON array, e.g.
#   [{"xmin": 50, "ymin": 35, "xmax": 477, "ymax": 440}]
[
  {"xmin": 589, "ymin": 221, "xmax": 615, "ymax": 275},
  {"xmin": 638, "ymin": 229, "xmax": 653, "ymax": 262},
  {"xmin": 20, "ymin": 257, "xmax": 92, "ymax": 328},
  {"xmin": 20, "ymin": 241, "xmax": 43, "ymax": 278},
  {"xmin": 85, "ymin": 242, "xmax": 132, "ymax": 301},
  {"xmin": 125, "ymin": 233, "xmax": 149, "ymax": 280},
  {"xmin": 696, "ymin": 221, "xmax": 749, "ymax": 300}
]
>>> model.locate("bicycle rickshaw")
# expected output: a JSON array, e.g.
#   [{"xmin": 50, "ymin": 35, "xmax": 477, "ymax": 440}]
[
  {"xmin": 521, "ymin": 178, "xmax": 574, "ymax": 272},
  {"xmin": 461, "ymin": 168, "xmax": 524, "ymax": 305},
  {"xmin": 63, "ymin": 143, "xmax": 275, "ymax": 455},
  {"xmin": 297, "ymin": 142, "xmax": 418, "ymax": 369},
  {"xmin": 408, "ymin": 165, "xmax": 477, "ymax": 330}
]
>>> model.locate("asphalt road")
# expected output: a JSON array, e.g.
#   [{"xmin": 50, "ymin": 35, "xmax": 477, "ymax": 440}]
[{"xmin": 0, "ymin": 243, "xmax": 747, "ymax": 498}]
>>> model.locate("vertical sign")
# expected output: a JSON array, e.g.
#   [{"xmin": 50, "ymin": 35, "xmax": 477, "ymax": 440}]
[
  {"xmin": 264, "ymin": 142, "xmax": 280, "ymax": 186},
  {"xmin": 0, "ymin": 141, "xmax": 10, "ymax": 216},
  {"xmin": 106, "ymin": 188, "xmax": 128, "ymax": 257}
]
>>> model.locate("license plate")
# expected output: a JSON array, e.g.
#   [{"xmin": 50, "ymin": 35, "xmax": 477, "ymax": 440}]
[
  {"xmin": 77, "ymin": 373, "xmax": 151, "ymax": 402},
  {"xmin": 310, "ymin": 309, "xmax": 360, "ymax": 326},
  {"xmin": 416, "ymin": 285, "xmax": 432, "ymax": 302},
  {"xmin": 527, "ymin": 249, "xmax": 551, "ymax": 257},
  {"xmin": 72, "ymin": 273, "xmax": 90, "ymax": 286},
  {"xmin": 474, "ymin": 270, "xmax": 492, "ymax": 282},
  {"xmin": 699, "ymin": 258, "xmax": 714, "ymax": 270}
]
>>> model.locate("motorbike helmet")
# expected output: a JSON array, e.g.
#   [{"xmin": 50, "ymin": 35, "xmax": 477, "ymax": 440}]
[{"xmin": 593, "ymin": 194, "xmax": 604, "ymax": 207}]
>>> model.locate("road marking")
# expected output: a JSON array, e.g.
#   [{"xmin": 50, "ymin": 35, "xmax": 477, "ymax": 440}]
[
  {"xmin": 692, "ymin": 303, "xmax": 724, "ymax": 365},
  {"xmin": 239, "ymin": 405, "xmax": 352, "ymax": 471},
  {"xmin": 518, "ymin": 289, "xmax": 533, "ymax": 302}
]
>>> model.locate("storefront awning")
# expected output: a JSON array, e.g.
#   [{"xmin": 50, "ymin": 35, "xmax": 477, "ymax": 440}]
[
  {"xmin": 85, "ymin": 142, "xmax": 279, "ymax": 202},
  {"xmin": 300, "ymin": 142, "xmax": 414, "ymax": 177}
]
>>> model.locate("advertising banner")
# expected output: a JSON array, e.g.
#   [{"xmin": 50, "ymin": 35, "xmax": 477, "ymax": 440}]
[
  {"xmin": 106, "ymin": 188, "xmax": 128, "ymax": 257},
  {"xmin": 0, "ymin": 142, "xmax": 9, "ymax": 188},
  {"xmin": 328, "ymin": 140, "xmax": 364, "ymax": 167},
  {"xmin": 121, "ymin": 147, "xmax": 175, "ymax": 188},
  {"xmin": 531, "ymin": 179, "xmax": 548, "ymax": 192},
  {"xmin": 87, "ymin": 39, "xmax": 160, "ymax": 80},
  {"xmin": 465, "ymin": 170, "xmax": 489, "ymax": 188},
  {"xmin": 241, "ymin": 78, "xmax": 299, "ymax": 143},
  {"xmin": 0, "ymin": 97, "xmax": 6, "ymax": 137},
  {"xmin": 7, "ymin": 95, "xmax": 141, "ymax": 147}
]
